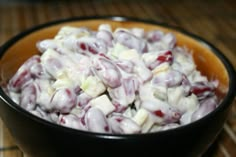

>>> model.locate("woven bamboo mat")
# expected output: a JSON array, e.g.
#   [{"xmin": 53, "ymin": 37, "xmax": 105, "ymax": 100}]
[{"xmin": 0, "ymin": 0, "xmax": 235, "ymax": 156}]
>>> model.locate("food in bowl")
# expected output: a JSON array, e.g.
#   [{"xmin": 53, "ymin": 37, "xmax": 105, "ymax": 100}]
[
  {"xmin": 6, "ymin": 24, "xmax": 219, "ymax": 134},
  {"xmin": 1, "ymin": 17, "xmax": 235, "ymax": 157}
]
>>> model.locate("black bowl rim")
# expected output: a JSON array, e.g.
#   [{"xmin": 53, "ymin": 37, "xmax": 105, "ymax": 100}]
[{"xmin": 0, "ymin": 16, "xmax": 235, "ymax": 139}]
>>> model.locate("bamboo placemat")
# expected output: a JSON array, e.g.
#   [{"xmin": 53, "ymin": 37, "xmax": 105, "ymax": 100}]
[{"xmin": 0, "ymin": 0, "xmax": 235, "ymax": 157}]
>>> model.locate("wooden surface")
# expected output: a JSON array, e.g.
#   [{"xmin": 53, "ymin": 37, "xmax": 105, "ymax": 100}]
[{"xmin": 0, "ymin": 0, "xmax": 235, "ymax": 157}]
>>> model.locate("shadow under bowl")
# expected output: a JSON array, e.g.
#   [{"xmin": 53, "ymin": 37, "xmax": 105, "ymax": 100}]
[{"xmin": 0, "ymin": 16, "xmax": 235, "ymax": 157}]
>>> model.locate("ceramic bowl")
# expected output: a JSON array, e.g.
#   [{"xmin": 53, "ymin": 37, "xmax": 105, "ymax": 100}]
[{"xmin": 0, "ymin": 16, "xmax": 235, "ymax": 157}]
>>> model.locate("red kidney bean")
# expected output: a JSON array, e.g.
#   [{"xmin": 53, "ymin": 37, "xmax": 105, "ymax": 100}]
[
  {"xmin": 98, "ymin": 53, "xmax": 111, "ymax": 60},
  {"xmin": 146, "ymin": 30, "xmax": 164, "ymax": 42},
  {"xmin": 130, "ymin": 28, "xmax": 145, "ymax": 38},
  {"xmin": 77, "ymin": 92, "xmax": 92, "ymax": 108},
  {"xmin": 85, "ymin": 107, "xmax": 111, "ymax": 133},
  {"xmin": 148, "ymin": 50, "xmax": 173, "ymax": 70},
  {"xmin": 142, "ymin": 100, "xmax": 181, "ymax": 124},
  {"xmin": 58, "ymin": 113, "xmax": 87, "ymax": 131},
  {"xmin": 117, "ymin": 116, "xmax": 141, "ymax": 134},
  {"xmin": 108, "ymin": 115, "xmax": 124, "ymax": 133},
  {"xmin": 98, "ymin": 24, "xmax": 112, "ymax": 32},
  {"xmin": 162, "ymin": 109, "xmax": 181, "ymax": 124},
  {"xmin": 22, "ymin": 55, "xmax": 41, "ymax": 69},
  {"xmin": 30, "ymin": 106, "xmax": 49, "ymax": 121},
  {"xmin": 108, "ymin": 115, "xmax": 141, "ymax": 134},
  {"xmin": 96, "ymin": 30, "xmax": 113, "ymax": 47},
  {"xmin": 8, "ymin": 69, "xmax": 31, "ymax": 92},
  {"xmin": 49, "ymin": 112, "xmax": 59, "ymax": 123},
  {"xmin": 108, "ymin": 77, "xmax": 139, "ymax": 108},
  {"xmin": 36, "ymin": 40, "xmax": 58, "ymax": 53},
  {"xmin": 114, "ymin": 30, "xmax": 147, "ymax": 53},
  {"xmin": 50, "ymin": 88, "xmax": 76, "ymax": 113},
  {"xmin": 59, "ymin": 27, "xmax": 94, "ymax": 51},
  {"xmin": 113, "ymin": 103, "xmax": 128, "ymax": 113},
  {"xmin": 190, "ymin": 82, "xmax": 214, "ymax": 100},
  {"xmin": 93, "ymin": 57, "xmax": 121, "ymax": 88},
  {"xmin": 20, "ymin": 82, "xmax": 37, "ymax": 111},
  {"xmin": 8, "ymin": 55, "xmax": 41, "ymax": 92},
  {"xmin": 43, "ymin": 57, "xmax": 63, "ymax": 79},
  {"xmin": 123, "ymin": 77, "xmax": 139, "ymax": 97},
  {"xmin": 34, "ymin": 79, "xmax": 53, "ymax": 111},
  {"xmin": 152, "ymin": 70, "xmax": 183, "ymax": 87},
  {"xmin": 156, "ymin": 50, "xmax": 173, "ymax": 63},
  {"xmin": 133, "ymin": 60, "xmax": 153, "ymax": 83},
  {"xmin": 115, "ymin": 60, "xmax": 134, "ymax": 73},
  {"xmin": 191, "ymin": 97, "xmax": 217, "ymax": 121},
  {"xmin": 181, "ymin": 74, "xmax": 191, "ymax": 96},
  {"xmin": 30, "ymin": 63, "xmax": 51, "ymax": 79},
  {"xmin": 76, "ymin": 37, "xmax": 107, "ymax": 54},
  {"xmin": 162, "ymin": 33, "xmax": 176, "ymax": 49}
]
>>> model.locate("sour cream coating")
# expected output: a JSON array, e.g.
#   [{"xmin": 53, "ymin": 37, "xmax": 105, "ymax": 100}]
[{"xmin": 7, "ymin": 24, "xmax": 218, "ymax": 134}]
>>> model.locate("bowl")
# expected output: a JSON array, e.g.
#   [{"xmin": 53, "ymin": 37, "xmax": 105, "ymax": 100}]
[{"xmin": 0, "ymin": 16, "xmax": 235, "ymax": 157}]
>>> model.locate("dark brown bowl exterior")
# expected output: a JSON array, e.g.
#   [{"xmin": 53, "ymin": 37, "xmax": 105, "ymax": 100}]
[{"xmin": 0, "ymin": 16, "xmax": 235, "ymax": 157}]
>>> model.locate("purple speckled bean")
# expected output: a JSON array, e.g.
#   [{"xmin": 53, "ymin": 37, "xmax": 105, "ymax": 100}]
[
  {"xmin": 152, "ymin": 70, "xmax": 183, "ymax": 87},
  {"xmin": 130, "ymin": 28, "xmax": 145, "ymax": 38},
  {"xmin": 142, "ymin": 100, "xmax": 181, "ymax": 124},
  {"xmin": 98, "ymin": 24, "xmax": 112, "ymax": 32},
  {"xmin": 108, "ymin": 115, "xmax": 141, "ymax": 134},
  {"xmin": 58, "ymin": 114, "xmax": 87, "ymax": 130},
  {"xmin": 85, "ymin": 107, "xmax": 111, "ymax": 133},
  {"xmin": 133, "ymin": 60, "xmax": 153, "ymax": 83},
  {"xmin": 77, "ymin": 92, "xmax": 92, "ymax": 108},
  {"xmin": 96, "ymin": 30, "xmax": 113, "ymax": 47},
  {"xmin": 43, "ymin": 57, "xmax": 63, "ymax": 79},
  {"xmin": 30, "ymin": 63, "xmax": 51, "ymax": 79},
  {"xmin": 108, "ymin": 77, "xmax": 139, "ymax": 107},
  {"xmin": 191, "ymin": 97, "xmax": 217, "ymax": 121},
  {"xmin": 190, "ymin": 82, "xmax": 214, "ymax": 100},
  {"xmin": 181, "ymin": 74, "xmax": 191, "ymax": 96},
  {"xmin": 50, "ymin": 88, "xmax": 76, "ymax": 113},
  {"xmin": 148, "ymin": 50, "xmax": 173, "ymax": 70},
  {"xmin": 108, "ymin": 115, "xmax": 124, "ymax": 133},
  {"xmin": 123, "ymin": 77, "xmax": 139, "ymax": 96},
  {"xmin": 8, "ymin": 69, "xmax": 31, "ymax": 92},
  {"xmin": 114, "ymin": 30, "xmax": 147, "ymax": 53},
  {"xmin": 36, "ymin": 40, "xmax": 58, "ymax": 53},
  {"xmin": 162, "ymin": 33, "xmax": 176, "ymax": 49},
  {"xmin": 8, "ymin": 55, "xmax": 41, "ymax": 92},
  {"xmin": 30, "ymin": 106, "xmax": 49, "ymax": 121},
  {"xmin": 77, "ymin": 37, "xmax": 107, "ymax": 54},
  {"xmin": 49, "ymin": 112, "xmax": 59, "ymax": 123},
  {"xmin": 20, "ymin": 82, "xmax": 37, "ymax": 111},
  {"xmin": 93, "ymin": 57, "xmax": 121, "ymax": 88},
  {"xmin": 23, "ymin": 55, "xmax": 41, "ymax": 68},
  {"xmin": 34, "ymin": 79, "xmax": 52, "ymax": 111},
  {"xmin": 113, "ymin": 103, "xmax": 128, "ymax": 113},
  {"xmin": 116, "ymin": 60, "xmax": 134, "ymax": 73},
  {"xmin": 146, "ymin": 30, "xmax": 164, "ymax": 42}
]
